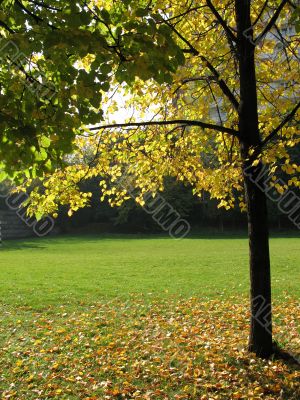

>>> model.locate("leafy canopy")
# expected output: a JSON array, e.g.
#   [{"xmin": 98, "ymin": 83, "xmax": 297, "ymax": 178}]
[
  {"xmin": 0, "ymin": 0, "xmax": 184, "ymax": 182},
  {"xmin": 0, "ymin": 1, "xmax": 299, "ymax": 217}
]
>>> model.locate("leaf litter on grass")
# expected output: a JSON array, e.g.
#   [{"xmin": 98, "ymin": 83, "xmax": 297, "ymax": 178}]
[{"xmin": 0, "ymin": 296, "xmax": 299, "ymax": 399}]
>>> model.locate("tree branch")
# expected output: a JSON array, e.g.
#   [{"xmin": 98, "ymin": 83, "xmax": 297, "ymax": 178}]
[
  {"xmin": 287, "ymin": 0, "xmax": 297, "ymax": 9},
  {"xmin": 200, "ymin": 55, "xmax": 239, "ymax": 111},
  {"xmin": 15, "ymin": 0, "xmax": 58, "ymax": 29},
  {"xmin": 252, "ymin": 0, "xmax": 269, "ymax": 27},
  {"xmin": 206, "ymin": 0, "xmax": 237, "ymax": 43},
  {"xmin": 0, "ymin": 20, "xmax": 14, "ymax": 34},
  {"xmin": 181, "ymin": 76, "xmax": 214, "ymax": 84},
  {"xmin": 15, "ymin": 0, "xmax": 44, "ymax": 23},
  {"xmin": 88, "ymin": 119, "xmax": 239, "ymax": 137},
  {"xmin": 162, "ymin": 18, "xmax": 239, "ymax": 111},
  {"xmin": 164, "ymin": 20, "xmax": 199, "ymax": 56},
  {"xmin": 28, "ymin": 0, "xmax": 62, "ymax": 12},
  {"xmin": 255, "ymin": 0, "xmax": 289, "ymax": 42},
  {"xmin": 166, "ymin": 5, "xmax": 205, "ymax": 23},
  {"xmin": 261, "ymin": 100, "xmax": 300, "ymax": 147}
]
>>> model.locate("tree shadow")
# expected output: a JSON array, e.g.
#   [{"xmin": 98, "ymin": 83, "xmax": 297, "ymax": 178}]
[
  {"xmin": 0, "ymin": 241, "xmax": 46, "ymax": 251},
  {"xmin": 272, "ymin": 343, "xmax": 300, "ymax": 368}
]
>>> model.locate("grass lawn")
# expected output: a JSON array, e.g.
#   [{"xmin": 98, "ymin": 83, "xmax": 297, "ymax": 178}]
[
  {"xmin": 0, "ymin": 234, "xmax": 299, "ymax": 399},
  {"xmin": 0, "ymin": 234, "xmax": 299, "ymax": 308}
]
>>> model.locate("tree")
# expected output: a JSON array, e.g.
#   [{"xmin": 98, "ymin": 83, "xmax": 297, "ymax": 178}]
[
  {"xmin": 1, "ymin": 1, "xmax": 300, "ymax": 358},
  {"xmin": 0, "ymin": 0, "xmax": 183, "ymax": 182}
]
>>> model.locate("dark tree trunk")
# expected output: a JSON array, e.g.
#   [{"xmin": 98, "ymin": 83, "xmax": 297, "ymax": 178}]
[
  {"xmin": 243, "ymin": 163, "xmax": 273, "ymax": 357},
  {"xmin": 235, "ymin": 0, "xmax": 273, "ymax": 357}
]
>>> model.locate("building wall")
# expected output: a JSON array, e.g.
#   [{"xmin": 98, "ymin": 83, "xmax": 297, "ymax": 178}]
[{"xmin": 0, "ymin": 210, "xmax": 35, "ymax": 240}]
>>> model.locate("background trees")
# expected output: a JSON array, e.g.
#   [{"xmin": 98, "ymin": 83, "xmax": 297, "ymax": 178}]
[{"xmin": 37, "ymin": 177, "xmax": 296, "ymax": 234}]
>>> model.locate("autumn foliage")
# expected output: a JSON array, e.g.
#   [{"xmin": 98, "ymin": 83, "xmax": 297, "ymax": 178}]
[{"xmin": 1, "ymin": 296, "xmax": 299, "ymax": 399}]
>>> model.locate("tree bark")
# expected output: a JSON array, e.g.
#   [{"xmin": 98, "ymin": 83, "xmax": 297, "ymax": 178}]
[
  {"xmin": 235, "ymin": 0, "xmax": 273, "ymax": 357},
  {"xmin": 243, "ymin": 163, "xmax": 273, "ymax": 357}
]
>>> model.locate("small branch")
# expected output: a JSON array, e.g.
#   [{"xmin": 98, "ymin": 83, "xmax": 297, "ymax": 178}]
[
  {"xmin": 88, "ymin": 119, "xmax": 239, "ymax": 137},
  {"xmin": 173, "ymin": 75, "xmax": 214, "ymax": 94},
  {"xmin": 181, "ymin": 76, "xmax": 214, "ymax": 84},
  {"xmin": 200, "ymin": 55, "xmax": 239, "ymax": 111},
  {"xmin": 287, "ymin": 0, "xmax": 297, "ymax": 9},
  {"xmin": 28, "ymin": 0, "xmax": 62, "ymax": 12},
  {"xmin": 273, "ymin": 24, "xmax": 292, "ymax": 70},
  {"xmin": 164, "ymin": 20, "xmax": 199, "ymax": 56},
  {"xmin": 16, "ymin": 0, "xmax": 43, "ymax": 23},
  {"xmin": 166, "ymin": 5, "xmax": 205, "ymax": 23},
  {"xmin": 162, "ymin": 18, "xmax": 239, "ymax": 111},
  {"xmin": 83, "ymin": 1, "xmax": 126, "ymax": 61},
  {"xmin": 261, "ymin": 100, "xmax": 300, "ymax": 147},
  {"xmin": 252, "ymin": 0, "xmax": 269, "ymax": 27},
  {"xmin": 208, "ymin": 81, "xmax": 224, "ymax": 126},
  {"xmin": 206, "ymin": 0, "xmax": 237, "ymax": 43},
  {"xmin": 255, "ymin": 0, "xmax": 289, "ymax": 42},
  {"xmin": 0, "ymin": 20, "xmax": 14, "ymax": 34},
  {"xmin": 16, "ymin": 0, "xmax": 58, "ymax": 29}
]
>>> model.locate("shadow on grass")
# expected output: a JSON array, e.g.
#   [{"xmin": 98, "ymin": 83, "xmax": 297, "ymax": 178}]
[
  {"xmin": 0, "ymin": 241, "xmax": 47, "ymax": 251},
  {"xmin": 273, "ymin": 343, "xmax": 300, "ymax": 368},
  {"xmin": 0, "ymin": 230, "xmax": 299, "ymax": 250}
]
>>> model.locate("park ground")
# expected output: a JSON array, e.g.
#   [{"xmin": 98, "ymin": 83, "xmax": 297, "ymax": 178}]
[{"xmin": 0, "ymin": 234, "xmax": 299, "ymax": 399}]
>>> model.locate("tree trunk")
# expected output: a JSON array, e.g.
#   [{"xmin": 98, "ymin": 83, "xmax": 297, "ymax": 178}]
[
  {"xmin": 243, "ymin": 164, "xmax": 273, "ymax": 357},
  {"xmin": 235, "ymin": 0, "xmax": 273, "ymax": 357}
]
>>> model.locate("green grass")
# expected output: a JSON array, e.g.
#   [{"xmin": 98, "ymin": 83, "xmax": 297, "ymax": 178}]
[
  {"xmin": 0, "ymin": 235, "xmax": 299, "ymax": 399},
  {"xmin": 0, "ymin": 234, "xmax": 299, "ymax": 309}
]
